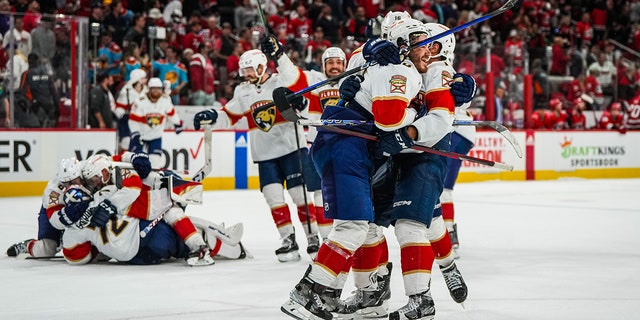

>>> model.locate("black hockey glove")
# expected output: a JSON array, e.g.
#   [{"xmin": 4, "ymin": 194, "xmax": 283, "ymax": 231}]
[
  {"xmin": 363, "ymin": 38, "xmax": 401, "ymax": 66},
  {"xmin": 450, "ymin": 73, "xmax": 477, "ymax": 107},
  {"xmin": 339, "ymin": 75, "xmax": 363, "ymax": 102},
  {"xmin": 131, "ymin": 152, "xmax": 151, "ymax": 179},
  {"xmin": 193, "ymin": 109, "xmax": 218, "ymax": 130},
  {"xmin": 378, "ymin": 128, "xmax": 414, "ymax": 156},
  {"xmin": 58, "ymin": 201, "xmax": 90, "ymax": 226},
  {"xmin": 89, "ymin": 199, "xmax": 118, "ymax": 228},
  {"xmin": 261, "ymin": 35, "xmax": 284, "ymax": 60}
]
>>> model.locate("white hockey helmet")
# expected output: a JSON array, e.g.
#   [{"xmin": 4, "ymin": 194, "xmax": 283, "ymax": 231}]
[
  {"xmin": 423, "ymin": 23, "xmax": 456, "ymax": 64},
  {"xmin": 148, "ymin": 77, "xmax": 163, "ymax": 88},
  {"xmin": 56, "ymin": 157, "xmax": 81, "ymax": 183},
  {"xmin": 381, "ymin": 11, "xmax": 412, "ymax": 40},
  {"xmin": 387, "ymin": 18, "xmax": 429, "ymax": 49},
  {"xmin": 322, "ymin": 47, "xmax": 346, "ymax": 73},
  {"xmin": 128, "ymin": 69, "xmax": 147, "ymax": 85},
  {"xmin": 239, "ymin": 49, "xmax": 268, "ymax": 80},
  {"xmin": 81, "ymin": 154, "xmax": 113, "ymax": 185}
]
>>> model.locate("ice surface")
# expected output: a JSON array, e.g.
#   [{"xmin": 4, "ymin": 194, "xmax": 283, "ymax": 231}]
[{"xmin": 1, "ymin": 179, "xmax": 639, "ymax": 320}]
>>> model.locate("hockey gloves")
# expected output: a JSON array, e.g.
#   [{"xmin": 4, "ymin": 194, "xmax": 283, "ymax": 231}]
[
  {"xmin": 261, "ymin": 35, "xmax": 284, "ymax": 60},
  {"xmin": 58, "ymin": 186, "xmax": 92, "ymax": 226},
  {"xmin": 193, "ymin": 108, "xmax": 218, "ymax": 130},
  {"xmin": 450, "ymin": 73, "xmax": 477, "ymax": 107},
  {"xmin": 131, "ymin": 152, "xmax": 152, "ymax": 179},
  {"xmin": 278, "ymin": 88, "xmax": 307, "ymax": 112},
  {"xmin": 174, "ymin": 120, "xmax": 184, "ymax": 135},
  {"xmin": 363, "ymin": 38, "xmax": 401, "ymax": 66},
  {"xmin": 89, "ymin": 199, "xmax": 118, "ymax": 228},
  {"xmin": 378, "ymin": 128, "xmax": 414, "ymax": 156},
  {"xmin": 129, "ymin": 132, "xmax": 143, "ymax": 153},
  {"xmin": 339, "ymin": 75, "xmax": 363, "ymax": 102}
]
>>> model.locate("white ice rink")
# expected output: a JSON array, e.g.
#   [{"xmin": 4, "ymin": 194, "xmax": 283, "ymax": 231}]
[{"xmin": 1, "ymin": 178, "xmax": 639, "ymax": 320}]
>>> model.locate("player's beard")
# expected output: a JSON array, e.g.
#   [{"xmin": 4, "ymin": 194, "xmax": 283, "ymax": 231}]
[{"xmin": 325, "ymin": 68, "xmax": 342, "ymax": 78}]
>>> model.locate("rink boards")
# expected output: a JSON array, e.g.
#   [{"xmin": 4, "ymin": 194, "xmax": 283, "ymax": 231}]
[{"xmin": 0, "ymin": 129, "xmax": 639, "ymax": 197}]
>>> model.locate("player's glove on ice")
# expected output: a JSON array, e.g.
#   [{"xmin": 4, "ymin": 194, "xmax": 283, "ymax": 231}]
[
  {"xmin": 89, "ymin": 199, "xmax": 118, "ymax": 228},
  {"xmin": 450, "ymin": 73, "xmax": 476, "ymax": 106},
  {"xmin": 193, "ymin": 109, "xmax": 218, "ymax": 130},
  {"xmin": 378, "ymin": 128, "xmax": 414, "ymax": 156},
  {"xmin": 261, "ymin": 35, "xmax": 284, "ymax": 60},
  {"xmin": 363, "ymin": 38, "xmax": 401, "ymax": 66},
  {"xmin": 339, "ymin": 75, "xmax": 363, "ymax": 102},
  {"xmin": 131, "ymin": 152, "xmax": 152, "ymax": 179}
]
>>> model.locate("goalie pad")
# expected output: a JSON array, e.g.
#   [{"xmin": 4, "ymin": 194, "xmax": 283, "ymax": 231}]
[{"xmin": 189, "ymin": 216, "xmax": 243, "ymax": 246}]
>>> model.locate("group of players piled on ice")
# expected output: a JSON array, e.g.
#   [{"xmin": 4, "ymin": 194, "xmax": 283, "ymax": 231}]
[
  {"xmin": 7, "ymin": 152, "xmax": 248, "ymax": 266},
  {"xmin": 8, "ymin": 10, "xmax": 479, "ymax": 320},
  {"xmin": 190, "ymin": 11, "xmax": 478, "ymax": 320}
]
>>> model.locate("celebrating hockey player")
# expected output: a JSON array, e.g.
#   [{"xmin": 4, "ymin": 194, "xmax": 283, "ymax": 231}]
[
  {"xmin": 115, "ymin": 68, "xmax": 148, "ymax": 152},
  {"xmin": 128, "ymin": 77, "xmax": 184, "ymax": 168},
  {"xmin": 193, "ymin": 44, "xmax": 320, "ymax": 263}
]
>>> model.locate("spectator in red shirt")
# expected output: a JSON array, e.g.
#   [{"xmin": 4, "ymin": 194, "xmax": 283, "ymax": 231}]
[
  {"xmin": 268, "ymin": 4, "xmax": 289, "ymax": 37},
  {"xmin": 591, "ymin": 4, "xmax": 607, "ymax": 42},
  {"xmin": 189, "ymin": 43, "xmax": 216, "ymax": 106},
  {"xmin": 22, "ymin": 1, "xmax": 40, "ymax": 33},
  {"xmin": 550, "ymin": 36, "xmax": 570, "ymax": 76},
  {"xmin": 226, "ymin": 42, "xmax": 243, "ymax": 84},
  {"xmin": 237, "ymin": 28, "xmax": 255, "ymax": 52},
  {"xmin": 626, "ymin": 92, "xmax": 640, "ymax": 130},
  {"xmin": 504, "ymin": 29, "xmax": 525, "ymax": 68},
  {"xmin": 305, "ymin": 27, "xmax": 332, "ymax": 56},
  {"xmin": 544, "ymin": 98, "xmax": 569, "ymax": 130},
  {"xmin": 288, "ymin": 5, "xmax": 313, "ymax": 40},
  {"xmin": 599, "ymin": 101, "xmax": 626, "ymax": 133},
  {"xmin": 182, "ymin": 20, "xmax": 204, "ymax": 52},
  {"xmin": 565, "ymin": 72, "xmax": 603, "ymax": 109},
  {"xmin": 569, "ymin": 97, "xmax": 587, "ymax": 130},
  {"xmin": 574, "ymin": 12, "xmax": 593, "ymax": 49},
  {"xmin": 345, "ymin": 6, "xmax": 368, "ymax": 42}
]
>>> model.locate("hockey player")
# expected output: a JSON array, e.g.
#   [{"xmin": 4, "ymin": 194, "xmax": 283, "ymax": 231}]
[
  {"xmin": 599, "ymin": 101, "xmax": 627, "ymax": 133},
  {"xmin": 66, "ymin": 154, "xmax": 215, "ymax": 266},
  {"xmin": 281, "ymin": 19, "xmax": 425, "ymax": 320},
  {"xmin": 115, "ymin": 68, "xmax": 147, "ymax": 152},
  {"xmin": 128, "ymin": 77, "xmax": 184, "ymax": 168},
  {"xmin": 626, "ymin": 92, "xmax": 640, "ymax": 130},
  {"xmin": 569, "ymin": 97, "xmax": 587, "ymax": 130},
  {"xmin": 6, "ymin": 157, "xmax": 84, "ymax": 258},
  {"xmin": 193, "ymin": 45, "xmax": 321, "ymax": 263},
  {"xmin": 302, "ymin": 47, "xmax": 347, "ymax": 238},
  {"xmin": 60, "ymin": 183, "xmax": 248, "ymax": 265}
]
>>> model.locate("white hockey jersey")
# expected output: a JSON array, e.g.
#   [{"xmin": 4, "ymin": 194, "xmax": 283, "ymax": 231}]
[
  {"xmin": 129, "ymin": 94, "xmax": 182, "ymax": 140},
  {"xmin": 411, "ymin": 61, "xmax": 456, "ymax": 147},
  {"xmin": 223, "ymin": 54, "xmax": 309, "ymax": 162},
  {"xmin": 304, "ymin": 69, "xmax": 340, "ymax": 142},
  {"xmin": 44, "ymin": 178, "xmax": 70, "ymax": 231},
  {"xmin": 115, "ymin": 83, "xmax": 147, "ymax": 119},
  {"xmin": 352, "ymin": 60, "xmax": 422, "ymax": 131}
]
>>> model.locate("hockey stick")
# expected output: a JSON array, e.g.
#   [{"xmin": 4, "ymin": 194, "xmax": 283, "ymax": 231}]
[
  {"xmin": 317, "ymin": 125, "xmax": 513, "ymax": 171},
  {"xmin": 255, "ymin": 0, "xmax": 517, "ymax": 115}
]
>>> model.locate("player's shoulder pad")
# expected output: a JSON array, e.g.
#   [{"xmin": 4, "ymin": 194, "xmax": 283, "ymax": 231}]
[{"xmin": 423, "ymin": 62, "xmax": 455, "ymax": 93}]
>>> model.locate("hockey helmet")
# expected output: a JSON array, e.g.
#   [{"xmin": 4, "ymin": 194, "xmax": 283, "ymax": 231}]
[
  {"xmin": 128, "ymin": 69, "xmax": 147, "ymax": 85},
  {"xmin": 322, "ymin": 47, "xmax": 346, "ymax": 76},
  {"xmin": 387, "ymin": 18, "xmax": 429, "ymax": 50},
  {"xmin": 239, "ymin": 49, "xmax": 268, "ymax": 80},
  {"xmin": 56, "ymin": 157, "xmax": 81, "ymax": 183},
  {"xmin": 148, "ymin": 77, "xmax": 163, "ymax": 88},
  {"xmin": 81, "ymin": 154, "xmax": 113, "ymax": 191},
  {"xmin": 423, "ymin": 23, "xmax": 456, "ymax": 64},
  {"xmin": 381, "ymin": 11, "xmax": 412, "ymax": 40}
]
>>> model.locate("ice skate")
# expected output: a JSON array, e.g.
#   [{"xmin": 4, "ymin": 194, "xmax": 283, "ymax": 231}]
[
  {"xmin": 344, "ymin": 262, "xmax": 392, "ymax": 318},
  {"xmin": 388, "ymin": 290, "xmax": 435, "ymax": 320},
  {"xmin": 186, "ymin": 245, "xmax": 215, "ymax": 266},
  {"xmin": 306, "ymin": 234, "xmax": 320, "ymax": 260},
  {"xmin": 276, "ymin": 233, "xmax": 301, "ymax": 262},
  {"xmin": 6, "ymin": 239, "xmax": 34, "ymax": 257},
  {"xmin": 282, "ymin": 268, "xmax": 357, "ymax": 320},
  {"xmin": 440, "ymin": 261, "xmax": 467, "ymax": 304},
  {"xmin": 449, "ymin": 223, "xmax": 460, "ymax": 259}
]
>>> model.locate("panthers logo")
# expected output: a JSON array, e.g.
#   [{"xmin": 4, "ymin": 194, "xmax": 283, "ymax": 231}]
[
  {"xmin": 164, "ymin": 71, "xmax": 178, "ymax": 85},
  {"xmin": 252, "ymin": 105, "xmax": 276, "ymax": 132},
  {"xmin": 145, "ymin": 113, "xmax": 164, "ymax": 127}
]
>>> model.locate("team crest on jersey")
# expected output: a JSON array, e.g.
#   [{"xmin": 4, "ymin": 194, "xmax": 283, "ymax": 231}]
[
  {"xmin": 48, "ymin": 191, "xmax": 61, "ymax": 206},
  {"xmin": 251, "ymin": 101, "xmax": 276, "ymax": 132},
  {"xmin": 320, "ymin": 89, "xmax": 340, "ymax": 108},
  {"xmin": 145, "ymin": 113, "xmax": 164, "ymax": 127},
  {"xmin": 389, "ymin": 75, "xmax": 407, "ymax": 94},
  {"xmin": 442, "ymin": 70, "xmax": 454, "ymax": 87}
]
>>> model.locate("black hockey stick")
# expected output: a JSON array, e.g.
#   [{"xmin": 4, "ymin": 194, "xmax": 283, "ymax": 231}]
[{"xmin": 257, "ymin": 0, "xmax": 518, "ymax": 115}]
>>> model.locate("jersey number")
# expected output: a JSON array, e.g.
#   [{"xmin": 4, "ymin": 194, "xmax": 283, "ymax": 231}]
[{"xmin": 97, "ymin": 220, "xmax": 130, "ymax": 245}]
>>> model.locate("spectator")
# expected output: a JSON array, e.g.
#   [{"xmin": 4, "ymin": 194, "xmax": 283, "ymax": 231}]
[
  {"xmin": 305, "ymin": 27, "xmax": 332, "ymax": 56},
  {"xmin": 268, "ymin": 4, "xmax": 288, "ymax": 36},
  {"xmin": 545, "ymin": 98, "xmax": 569, "ymax": 130},
  {"xmin": 122, "ymin": 43, "xmax": 146, "ymax": 82},
  {"xmin": 344, "ymin": 6, "xmax": 367, "ymax": 42},
  {"xmin": 0, "ymin": 82, "xmax": 8, "ymax": 127},
  {"xmin": 103, "ymin": 0, "xmax": 133, "ymax": 46},
  {"xmin": 626, "ymin": 91, "xmax": 640, "ymax": 130},
  {"xmin": 22, "ymin": 0, "xmax": 41, "ymax": 33},
  {"xmin": 504, "ymin": 29, "xmax": 525, "ymax": 68},
  {"xmin": 88, "ymin": 3, "xmax": 106, "ymax": 58},
  {"xmin": 88, "ymin": 72, "xmax": 115, "ymax": 129},
  {"xmin": 569, "ymin": 97, "xmax": 587, "ymax": 130},
  {"xmin": 152, "ymin": 45, "xmax": 188, "ymax": 105},
  {"xmin": 213, "ymin": 22, "xmax": 236, "ymax": 84},
  {"xmin": 3, "ymin": 16, "xmax": 32, "ymax": 57},
  {"xmin": 574, "ymin": 12, "xmax": 593, "ymax": 49},
  {"xmin": 19, "ymin": 53, "xmax": 59, "ymax": 127},
  {"xmin": 163, "ymin": 0, "xmax": 183, "ymax": 25},
  {"xmin": 122, "ymin": 14, "xmax": 146, "ymax": 55},
  {"xmin": 494, "ymin": 81, "xmax": 507, "ymax": 124},
  {"xmin": 30, "ymin": 16, "xmax": 56, "ymax": 67},
  {"xmin": 237, "ymin": 28, "xmax": 254, "ymax": 52},
  {"xmin": 226, "ymin": 42, "xmax": 243, "ymax": 84},
  {"xmin": 314, "ymin": 4, "xmax": 339, "ymax": 43},
  {"xmin": 97, "ymin": 30, "xmax": 123, "ymax": 85},
  {"xmin": 288, "ymin": 5, "xmax": 314, "ymax": 47},
  {"xmin": 0, "ymin": 0, "xmax": 11, "ymax": 36},
  {"xmin": 203, "ymin": 15, "xmax": 222, "ymax": 44},
  {"xmin": 3, "ymin": 44, "xmax": 29, "ymax": 90},
  {"xmin": 588, "ymin": 52, "xmax": 616, "ymax": 97},
  {"xmin": 182, "ymin": 19, "xmax": 204, "ymax": 52},
  {"xmin": 549, "ymin": 37, "xmax": 570, "ymax": 76},
  {"xmin": 599, "ymin": 101, "xmax": 626, "ymax": 133},
  {"xmin": 189, "ymin": 43, "xmax": 216, "ymax": 106},
  {"xmin": 566, "ymin": 72, "xmax": 603, "ymax": 109}
]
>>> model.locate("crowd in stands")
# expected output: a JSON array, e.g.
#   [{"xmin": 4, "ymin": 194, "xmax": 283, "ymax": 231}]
[{"xmin": 0, "ymin": 0, "xmax": 639, "ymax": 131}]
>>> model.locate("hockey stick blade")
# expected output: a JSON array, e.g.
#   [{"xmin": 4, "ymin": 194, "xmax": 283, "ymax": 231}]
[
  {"xmin": 257, "ymin": 0, "xmax": 518, "ymax": 116},
  {"xmin": 453, "ymin": 120, "xmax": 524, "ymax": 158},
  {"xmin": 321, "ymin": 126, "xmax": 513, "ymax": 171}
]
